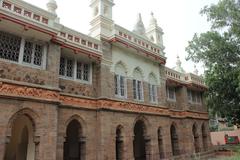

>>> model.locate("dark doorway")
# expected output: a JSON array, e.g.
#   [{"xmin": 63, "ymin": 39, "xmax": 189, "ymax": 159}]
[
  {"xmin": 133, "ymin": 120, "xmax": 146, "ymax": 160},
  {"xmin": 64, "ymin": 120, "xmax": 85, "ymax": 160},
  {"xmin": 158, "ymin": 127, "xmax": 164, "ymax": 159},
  {"xmin": 170, "ymin": 124, "xmax": 180, "ymax": 156}
]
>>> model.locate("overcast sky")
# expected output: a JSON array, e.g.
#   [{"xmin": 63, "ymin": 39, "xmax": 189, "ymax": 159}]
[{"xmin": 24, "ymin": 0, "xmax": 218, "ymax": 74}]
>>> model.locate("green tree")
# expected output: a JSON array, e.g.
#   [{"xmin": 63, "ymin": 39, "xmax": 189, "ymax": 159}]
[{"xmin": 186, "ymin": 0, "xmax": 240, "ymax": 124}]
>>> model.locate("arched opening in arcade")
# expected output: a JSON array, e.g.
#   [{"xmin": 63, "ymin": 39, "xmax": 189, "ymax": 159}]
[
  {"xmin": 116, "ymin": 125, "xmax": 124, "ymax": 160},
  {"xmin": 192, "ymin": 123, "xmax": 200, "ymax": 153},
  {"xmin": 4, "ymin": 115, "xmax": 35, "ymax": 160},
  {"xmin": 170, "ymin": 124, "xmax": 180, "ymax": 156},
  {"xmin": 202, "ymin": 123, "xmax": 208, "ymax": 151},
  {"xmin": 158, "ymin": 127, "xmax": 164, "ymax": 159},
  {"xmin": 133, "ymin": 120, "xmax": 151, "ymax": 160},
  {"xmin": 64, "ymin": 119, "xmax": 86, "ymax": 160}
]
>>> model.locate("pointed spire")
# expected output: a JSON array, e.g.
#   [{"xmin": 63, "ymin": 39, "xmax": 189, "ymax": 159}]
[
  {"xmin": 47, "ymin": 0, "xmax": 58, "ymax": 14},
  {"xmin": 173, "ymin": 55, "xmax": 185, "ymax": 73},
  {"xmin": 194, "ymin": 65, "xmax": 199, "ymax": 75},
  {"xmin": 133, "ymin": 13, "xmax": 146, "ymax": 36},
  {"xmin": 149, "ymin": 12, "xmax": 158, "ymax": 27}
]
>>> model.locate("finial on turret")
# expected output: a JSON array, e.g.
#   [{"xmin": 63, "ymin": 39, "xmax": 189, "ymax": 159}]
[
  {"xmin": 194, "ymin": 65, "xmax": 199, "ymax": 75},
  {"xmin": 47, "ymin": 0, "xmax": 58, "ymax": 14},
  {"xmin": 133, "ymin": 13, "xmax": 146, "ymax": 36},
  {"xmin": 149, "ymin": 12, "xmax": 158, "ymax": 26},
  {"xmin": 173, "ymin": 55, "xmax": 185, "ymax": 73}
]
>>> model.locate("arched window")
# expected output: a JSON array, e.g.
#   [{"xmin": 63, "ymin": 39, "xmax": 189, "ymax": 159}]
[
  {"xmin": 5, "ymin": 115, "xmax": 35, "ymax": 160},
  {"xmin": 133, "ymin": 120, "xmax": 146, "ymax": 160},
  {"xmin": 158, "ymin": 127, "xmax": 164, "ymax": 159},
  {"xmin": 148, "ymin": 73, "xmax": 158, "ymax": 103},
  {"xmin": 133, "ymin": 68, "xmax": 144, "ymax": 101},
  {"xmin": 114, "ymin": 62, "xmax": 127, "ymax": 98},
  {"xmin": 202, "ymin": 123, "xmax": 208, "ymax": 151},
  {"xmin": 192, "ymin": 123, "xmax": 200, "ymax": 153},
  {"xmin": 170, "ymin": 124, "xmax": 180, "ymax": 156},
  {"xmin": 116, "ymin": 126, "xmax": 124, "ymax": 160},
  {"xmin": 64, "ymin": 120, "xmax": 86, "ymax": 160}
]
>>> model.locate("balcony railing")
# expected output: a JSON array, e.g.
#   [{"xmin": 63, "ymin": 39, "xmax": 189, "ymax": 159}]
[
  {"xmin": 1, "ymin": 0, "xmax": 57, "ymax": 26},
  {"xmin": 56, "ymin": 26, "xmax": 102, "ymax": 54},
  {"xmin": 114, "ymin": 25, "xmax": 165, "ymax": 57},
  {"xmin": 185, "ymin": 73, "xmax": 205, "ymax": 86},
  {"xmin": 165, "ymin": 67, "xmax": 185, "ymax": 82},
  {"xmin": 165, "ymin": 67, "xmax": 206, "ymax": 87}
]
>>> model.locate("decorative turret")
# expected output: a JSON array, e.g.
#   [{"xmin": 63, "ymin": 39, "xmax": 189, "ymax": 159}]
[
  {"xmin": 46, "ymin": 0, "xmax": 59, "ymax": 23},
  {"xmin": 89, "ymin": 0, "xmax": 115, "ymax": 39},
  {"xmin": 133, "ymin": 13, "xmax": 146, "ymax": 36},
  {"xmin": 173, "ymin": 55, "xmax": 185, "ymax": 73},
  {"xmin": 193, "ymin": 65, "xmax": 199, "ymax": 75},
  {"xmin": 146, "ymin": 12, "xmax": 164, "ymax": 49},
  {"xmin": 47, "ymin": 0, "xmax": 57, "ymax": 14}
]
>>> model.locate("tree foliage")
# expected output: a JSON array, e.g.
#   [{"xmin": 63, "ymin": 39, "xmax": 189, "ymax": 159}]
[{"xmin": 186, "ymin": 0, "xmax": 240, "ymax": 124}]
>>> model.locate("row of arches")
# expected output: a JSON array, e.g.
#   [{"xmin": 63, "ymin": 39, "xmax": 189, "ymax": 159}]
[
  {"xmin": 115, "ymin": 121, "xmax": 209, "ymax": 160},
  {"xmin": 115, "ymin": 61, "xmax": 159, "ymax": 84},
  {"xmin": 3, "ymin": 110, "xmax": 209, "ymax": 160}
]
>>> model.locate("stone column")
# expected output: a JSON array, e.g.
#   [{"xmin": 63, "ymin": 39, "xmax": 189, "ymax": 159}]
[
  {"xmin": 34, "ymin": 136, "xmax": 40, "ymax": 160},
  {"xmin": 145, "ymin": 135, "xmax": 152, "ymax": 160},
  {"xmin": 79, "ymin": 136, "xmax": 86, "ymax": 160},
  {"xmin": 0, "ymin": 136, "xmax": 10, "ymax": 160},
  {"xmin": 125, "ymin": 134, "xmax": 134, "ymax": 160},
  {"xmin": 56, "ymin": 135, "xmax": 65, "ymax": 160}
]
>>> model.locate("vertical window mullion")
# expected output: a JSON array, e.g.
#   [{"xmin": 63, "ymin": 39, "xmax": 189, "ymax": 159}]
[
  {"xmin": 31, "ymin": 43, "xmax": 36, "ymax": 65},
  {"xmin": 19, "ymin": 38, "xmax": 25, "ymax": 64},
  {"xmin": 73, "ymin": 60, "xmax": 77, "ymax": 80}
]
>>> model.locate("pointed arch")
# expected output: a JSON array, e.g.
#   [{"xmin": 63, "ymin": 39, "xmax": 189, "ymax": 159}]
[
  {"xmin": 64, "ymin": 114, "xmax": 87, "ymax": 137},
  {"xmin": 64, "ymin": 115, "xmax": 86, "ymax": 160},
  {"xmin": 114, "ymin": 61, "xmax": 128, "ymax": 76},
  {"xmin": 170, "ymin": 122, "xmax": 180, "ymax": 156},
  {"xmin": 133, "ymin": 116, "xmax": 151, "ymax": 160},
  {"xmin": 6, "ymin": 108, "xmax": 39, "ymax": 137},
  {"xmin": 148, "ymin": 72, "xmax": 158, "ymax": 85},
  {"xmin": 4, "ymin": 108, "xmax": 38, "ymax": 160},
  {"xmin": 132, "ymin": 67, "xmax": 144, "ymax": 80}
]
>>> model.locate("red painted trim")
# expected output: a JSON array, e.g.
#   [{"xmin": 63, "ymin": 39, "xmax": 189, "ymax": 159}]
[
  {"xmin": 0, "ymin": 13, "xmax": 57, "ymax": 36},
  {"xmin": 109, "ymin": 37, "xmax": 166, "ymax": 65},
  {"xmin": 52, "ymin": 38, "xmax": 102, "ymax": 60}
]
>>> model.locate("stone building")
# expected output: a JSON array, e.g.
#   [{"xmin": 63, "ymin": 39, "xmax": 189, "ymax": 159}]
[{"xmin": 0, "ymin": 0, "xmax": 211, "ymax": 159}]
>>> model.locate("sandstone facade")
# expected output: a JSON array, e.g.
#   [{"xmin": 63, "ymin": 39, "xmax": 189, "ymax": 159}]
[{"xmin": 0, "ymin": 0, "xmax": 211, "ymax": 160}]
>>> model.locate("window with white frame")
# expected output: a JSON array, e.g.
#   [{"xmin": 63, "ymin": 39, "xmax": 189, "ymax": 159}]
[
  {"xmin": 115, "ymin": 74, "xmax": 126, "ymax": 98},
  {"xmin": 187, "ymin": 89, "xmax": 202, "ymax": 104},
  {"xmin": 133, "ymin": 79, "xmax": 143, "ymax": 101},
  {"xmin": 59, "ymin": 56, "xmax": 91, "ymax": 83},
  {"xmin": 0, "ymin": 31, "xmax": 46, "ymax": 68},
  {"xmin": 166, "ymin": 86, "xmax": 176, "ymax": 101},
  {"xmin": 149, "ymin": 73, "xmax": 158, "ymax": 103},
  {"xmin": 149, "ymin": 84, "xmax": 157, "ymax": 103}
]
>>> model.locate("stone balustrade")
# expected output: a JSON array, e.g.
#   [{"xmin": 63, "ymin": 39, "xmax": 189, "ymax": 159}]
[
  {"xmin": 57, "ymin": 26, "xmax": 102, "ymax": 53},
  {"xmin": 1, "ymin": 0, "xmax": 57, "ymax": 26},
  {"xmin": 165, "ymin": 67, "xmax": 206, "ymax": 87},
  {"xmin": 114, "ymin": 25, "xmax": 165, "ymax": 56},
  {"xmin": 185, "ymin": 73, "xmax": 205, "ymax": 86},
  {"xmin": 165, "ymin": 67, "xmax": 185, "ymax": 82}
]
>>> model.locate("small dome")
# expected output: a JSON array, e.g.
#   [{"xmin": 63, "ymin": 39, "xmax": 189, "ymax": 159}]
[
  {"xmin": 173, "ymin": 55, "xmax": 185, "ymax": 73},
  {"xmin": 133, "ymin": 13, "xmax": 146, "ymax": 36},
  {"xmin": 47, "ymin": 0, "xmax": 58, "ymax": 14}
]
